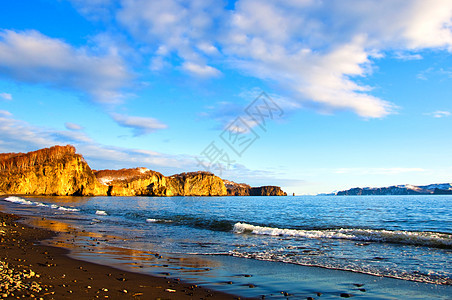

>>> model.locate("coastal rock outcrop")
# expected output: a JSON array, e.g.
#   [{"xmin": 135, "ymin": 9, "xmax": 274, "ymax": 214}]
[
  {"xmin": 94, "ymin": 169, "xmax": 227, "ymax": 196},
  {"xmin": 0, "ymin": 145, "xmax": 107, "ymax": 196},
  {"xmin": 164, "ymin": 172, "xmax": 228, "ymax": 196},
  {"xmin": 224, "ymin": 180, "xmax": 287, "ymax": 196},
  {"xmin": 0, "ymin": 145, "xmax": 287, "ymax": 197},
  {"xmin": 250, "ymin": 186, "xmax": 287, "ymax": 196}
]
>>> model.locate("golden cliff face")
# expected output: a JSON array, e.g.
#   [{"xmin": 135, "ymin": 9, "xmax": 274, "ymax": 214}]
[
  {"xmin": 0, "ymin": 145, "xmax": 285, "ymax": 197},
  {"xmin": 165, "ymin": 172, "xmax": 228, "ymax": 196},
  {"xmin": 94, "ymin": 168, "xmax": 166, "ymax": 196},
  {"xmin": 94, "ymin": 169, "xmax": 227, "ymax": 196},
  {"xmin": 0, "ymin": 145, "xmax": 107, "ymax": 196}
]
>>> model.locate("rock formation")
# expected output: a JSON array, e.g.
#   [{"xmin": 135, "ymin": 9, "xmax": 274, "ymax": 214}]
[
  {"xmin": 94, "ymin": 169, "xmax": 227, "ymax": 196},
  {"xmin": 0, "ymin": 145, "xmax": 106, "ymax": 196},
  {"xmin": 0, "ymin": 145, "xmax": 286, "ymax": 197},
  {"xmin": 224, "ymin": 180, "xmax": 287, "ymax": 196}
]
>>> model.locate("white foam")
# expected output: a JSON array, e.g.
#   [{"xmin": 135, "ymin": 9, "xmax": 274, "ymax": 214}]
[
  {"xmin": 3, "ymin": 196, "xmax": 78, "ymax": 212},
  {"xmin": 233, "ymin": 222, "xmax": 452, "ymax": 248},
  {"xmin": 58, "ymin": 206, "xmax": 79, "ymax": 212},
  {"xmin": 95, "ymin": 210, "xmax": 108, "ymax": 216},
  {"xmin": 146, "ymin": 218, "xmax": 172, "ymax": 223},
  {"xmin": 4, "ymin": 196, "xmax": 34, "ymax": 205}
]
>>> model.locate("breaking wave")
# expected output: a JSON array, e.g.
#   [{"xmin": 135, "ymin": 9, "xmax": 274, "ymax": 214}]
[
  {"xmin": 3, "ymin": 196, "xmax": 79, "ymax": 212},
  {"xmin": 146, "ymin": 218, "xmax": 172, "ymax": 223},
  {"xmin": 233, "ymin": 222, "xmax": 452, "ymax": 249}
]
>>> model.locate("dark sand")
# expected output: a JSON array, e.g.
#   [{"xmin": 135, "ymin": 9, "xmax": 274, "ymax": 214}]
[{"xmin": 0, "ymin": 211, "xmax": 250, "ymax": 299}]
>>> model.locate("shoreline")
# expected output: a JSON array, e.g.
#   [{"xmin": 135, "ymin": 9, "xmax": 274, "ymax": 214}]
[
  {"xmin": 1, "ymin": 196, "xmax": 451, "ymax": 299},
  {"xmin": 0, "ymin": 210, "xmax": 248, "ymax": 299}
]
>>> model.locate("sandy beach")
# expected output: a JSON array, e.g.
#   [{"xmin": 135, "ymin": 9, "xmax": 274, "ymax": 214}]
[{"xmin": 0, "ymin": 210, "xmax": 247, "ymax": 299}]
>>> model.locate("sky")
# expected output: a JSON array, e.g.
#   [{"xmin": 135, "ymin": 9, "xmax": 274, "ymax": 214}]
[{"xmin": 0, "ymin": 0, "xmax": 451, "ymax": 195}]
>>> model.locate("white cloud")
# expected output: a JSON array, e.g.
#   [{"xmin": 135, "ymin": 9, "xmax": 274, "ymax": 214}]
[
  {"xmin": 117, "ymin": 0, "xmax": 223, "ymax": 78},
  {"xmin": 221, "ymin": 0, "xmax": 452, "ymax": 118},
  {"xmin": 393, "ymin": 52, "xmax": 423, "ymax": 60},
  {"xmin": 65, "ymin": 122, "xmax": 84, "ymax": 131},
  {"xmin": 417, "ymin": 67, "xmax": 452, "ymax": 80},
  {"xmin": 0, "ymin": 110, "xmax": 12, "ymax": 117},
  {"xmin": 0, "ymin": 93, "xmax": 12, "ymax": 100},
  {"xmin": 438, "ymin": 68, "xmax": 452, "ymax": 79},
  {"xmin": 425, "ymin": 110, "xmax": 451, "ymax": 118},
  {"xmin": 0, "ymin": 30, "xmax": 132, "ymax": 104},
  {"xmin": 72, "ymin": 0, "xmax": 452, "ymax": 118},
  {"xmin": 111, "ymin": 113, "xmax": 168, "ymax": 135},
  {"xmin": 196, "ymin": 42, "xmax": 220, "ymax": 55},
  {"xmin": 0, "ymin": 111, "xmax": 60, "ymax": 151},
  {"xmin": 0, "ymin": 112, "xmax": 192, "ymax": 173},
  {"xmin": 182, "ymin": 62, "xmax": 221, "ymax": 77},
  {"xmin": 69, "ymin": 0, "xmax": 115, "ymax": 21},
  {"xmin": 0, "ymin": 107, "xmax": 285, "ymax": 183}
]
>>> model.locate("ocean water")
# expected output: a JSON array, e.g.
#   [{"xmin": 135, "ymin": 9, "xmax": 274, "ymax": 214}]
[{"xmin": 1, "ymin": 195, "xmax": 451, "ymax": 299}]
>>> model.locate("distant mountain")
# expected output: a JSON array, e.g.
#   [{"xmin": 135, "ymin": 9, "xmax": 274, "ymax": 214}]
[{"xmin": 335, "ymin": 183, "xmax": 452, "ymax": 196}]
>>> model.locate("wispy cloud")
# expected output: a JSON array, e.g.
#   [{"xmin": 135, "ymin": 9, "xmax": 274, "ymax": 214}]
[
  {"xmin": 117, "ymin": 0, "xmax": 223, "ymax": 79},
  {"xmin": 0, "ymin": 111, "xmax": 192, "ymax": 173},
  {"xmin": 0, "ymin": 110, "xmax": 12, "ymax": 117},
  {"xmin": 6, "ymin": 0, "xmax": 452, "ymax": 119},
  {"xmin": 0, "ymin": 110, "xmax": 280, "ymax": 181},
  {"xmin": 111, "ymin": 113, "xmax": 168, "ymax": 136},
  {"xmin": 109, "ymin": 0, "xmax": 452, "ymax": 118},
  {"xmin": 182, "ymin": 62, "xmax": 221, "ymax": 77},
  {"xmin": 393, "ymin": 52, "xmax": 423, "ymax": 60},
  {"xmin": 65, "ymin": 122, "xmax": 84, "ymax": 131},
  {"xmin": 0, "ymin": 92, "xmax": 12, "ymax": 100},
  {"xmin": 417, "ymin": 67, "xmax": 452, "ymax": 80},
  {"xmin": 0, "ymin": 30, "xmax": 132, "ymax": 104},
  {"xmin": 425, "ymin": 110, "xmax": 451, "ymax": 118}
]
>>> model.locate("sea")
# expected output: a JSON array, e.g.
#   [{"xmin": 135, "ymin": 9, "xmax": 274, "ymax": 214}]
[{"xmin": 1, "ymin": 195, "xmax": 451, "ymax": 299}]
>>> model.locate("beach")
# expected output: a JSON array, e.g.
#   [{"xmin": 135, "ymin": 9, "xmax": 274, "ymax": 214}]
[
  {"xmin": 1, "ymin": 195, "xmax": 451, "ymax": 299},
  {"xmin": 0, "ymin": 211, "xmax": 243, "ymax": 299}
]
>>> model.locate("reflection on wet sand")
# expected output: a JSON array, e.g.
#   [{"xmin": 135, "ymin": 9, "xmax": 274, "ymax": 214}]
[{"xmin": 24, "ymin": 215, "xmax": 223, "ymax": 281}]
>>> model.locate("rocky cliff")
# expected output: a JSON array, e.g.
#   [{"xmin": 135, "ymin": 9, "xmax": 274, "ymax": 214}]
[
  {"xmin": 164, "ymin": 172, "xmax": 228, "ymax": 196},
  {"xmin": 94, "ymin": 169, "xmax": 227, "ymax": 196},
  {"xmin": 0, "ymin": 145, "xmax": 286, "ymax": 197},
  {"xmin": 224, "ymin": 180, "xmax": 287, "ymax": 196},
  {"xmin": 0, "ymin": 145, "xmax": 106, "ymax": 196}
]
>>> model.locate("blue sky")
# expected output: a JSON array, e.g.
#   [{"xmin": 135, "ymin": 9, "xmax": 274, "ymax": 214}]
[{"xmin": 0, "ymin": 0, "xmax": 451, "ymax": 195}]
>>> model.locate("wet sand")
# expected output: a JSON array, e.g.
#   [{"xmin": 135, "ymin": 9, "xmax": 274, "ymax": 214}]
[{"xmin": 0, "ymin": 211, "xmax": 249, "ymax": 299}]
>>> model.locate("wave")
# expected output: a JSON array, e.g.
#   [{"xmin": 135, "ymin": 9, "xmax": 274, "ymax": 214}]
[
  {"xmin": 146, "ymin": 218, "xmax": 172, "ymax": 223},
  {"xmin": 3, "ymin": 196, "xmax": 79, "ymax": 212},
  {"xmin": 233, "ymin": 222, "xmax": 452, "ymax": 249},
  {"xmin": 144, "ymin": 215, "xmax": 234, "ymax": 232}
]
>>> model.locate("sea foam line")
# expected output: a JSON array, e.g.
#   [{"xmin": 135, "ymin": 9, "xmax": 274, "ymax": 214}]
[
  {"xmin": 233, "ymin": 222, "xmax": 452, "ymax": 248},
  {"xmin": 146, "ymin": 218, "xmax": 173, "ymax": 223},
  {"xmin": 3, "ymin": 196, "xmax": 79, "ymax": 212}
]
